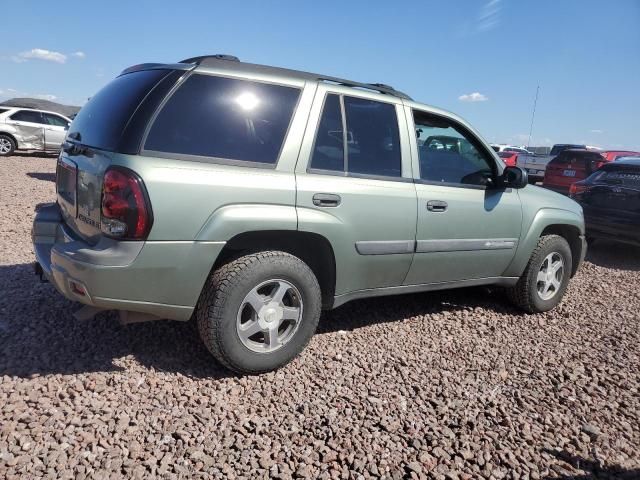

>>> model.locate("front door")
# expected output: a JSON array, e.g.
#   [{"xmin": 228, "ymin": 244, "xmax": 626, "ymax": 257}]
[
  {"xmin": 295, "ymin": 87, "xmax": 418, "ymax": 297},
  {"xmin": 403, "ymin": 107, "xmax": 522, "ymax": 285},
  {"xmin": 42, "ymin": 113, "xmax": 69, "ymax": 150}
]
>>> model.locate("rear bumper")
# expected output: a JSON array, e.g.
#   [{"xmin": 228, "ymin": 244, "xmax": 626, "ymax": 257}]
[{"xmin": 32, "ymin": 203, "xmax": 225, "ymax": 321}]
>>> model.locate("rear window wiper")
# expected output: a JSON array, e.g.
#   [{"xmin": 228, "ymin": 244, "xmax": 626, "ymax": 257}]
[{"xmin": 62, "ymin": 139, "xmax": 93, "ymax": 157}]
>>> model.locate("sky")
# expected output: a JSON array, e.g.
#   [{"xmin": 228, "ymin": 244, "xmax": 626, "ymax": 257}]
[{"xmin": 1, "ymin": 0, "xmax": 639, "ymax": 150}]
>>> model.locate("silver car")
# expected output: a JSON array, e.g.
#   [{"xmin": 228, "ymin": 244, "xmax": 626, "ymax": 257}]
[{"xmin": 0, "ymin": 107, "xmax": 71, "ymax": 156}]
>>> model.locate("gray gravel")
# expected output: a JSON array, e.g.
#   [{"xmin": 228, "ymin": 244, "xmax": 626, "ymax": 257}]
[{"xmin": 1, "ymin": 154, "xmax": 639, "ymax": 479}]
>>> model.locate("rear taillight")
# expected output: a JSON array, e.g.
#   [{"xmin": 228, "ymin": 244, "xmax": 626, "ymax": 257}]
[
  {"xmin": 569, "ymin": 182, "xmax": 589, "ymax": 198},
  {"xmin": 101, "ymin": 167, "xmax": 153, "ymax": 240}
]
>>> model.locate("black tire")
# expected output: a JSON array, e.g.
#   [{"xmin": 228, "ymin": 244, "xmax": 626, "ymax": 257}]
[
  {"xmin": 0, "ymin": 134, "xmax": 16, "ymax": 156},
  {"xmin": 197, "ymin": 251, "xmax": 322, "ymax": 374},
  {"xmin": 506, "ymin": 234, "xmax": 572, "ymax": 313}
]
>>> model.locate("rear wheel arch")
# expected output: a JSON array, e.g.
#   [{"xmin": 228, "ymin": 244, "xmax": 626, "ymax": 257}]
[{"xmin": 211, "ymin": 230, "xmax": 337, "ymax": 309}]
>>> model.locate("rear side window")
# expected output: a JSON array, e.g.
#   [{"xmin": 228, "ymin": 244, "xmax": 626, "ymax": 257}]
[
  {"xmin": 309, "ymin": 94, "xmax": 402, "ymax": 178},
  {"xmin": 0, "ymin": 108, "xmax": 9, "ymax": 115},
  {"xmin": 10, "ymin": 110, "xmax": 45, "ymax": 124},
  {"xmin": 310, "ymin": 94, "xmax": 344, "ymax": 171},
  {"xmin": 145, "ymin": 74, "xmax": 300, "ymax": 165},
  {"xmin": 69, "ymin": 69, "xmax": 171, "ymax": 151},
  {"xmin": 594, "ymin": 169, "xmax": 640, "ymax": 187}
]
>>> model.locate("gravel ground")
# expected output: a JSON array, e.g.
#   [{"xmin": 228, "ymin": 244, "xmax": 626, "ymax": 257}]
[{"xmin": 1, "ymin": 154, "xmax": 639, "ymax": 480}]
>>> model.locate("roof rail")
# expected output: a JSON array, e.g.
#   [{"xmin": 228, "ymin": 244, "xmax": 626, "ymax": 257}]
[
  {"xmin": 179, "ymin": 54, "xmax": 240, "ymax": 64},
  {"xmin": 178, "ymin": 55, "xmax": 412, "ymax": 100},
  {"xmin": 317, "ymin": 77, "xmax": 411, "ymax": 100}
]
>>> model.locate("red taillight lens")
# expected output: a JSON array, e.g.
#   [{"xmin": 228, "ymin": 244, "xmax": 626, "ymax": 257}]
[
  {"xmin": 569, "ymin": 182, "xmax": 588, "ymax": 198},
  {"xmin": 101, "ymin": 167, "xmax": 152, "ymax": 239}
]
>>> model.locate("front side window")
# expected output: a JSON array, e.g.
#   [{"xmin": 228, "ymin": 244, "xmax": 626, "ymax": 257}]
[
  {"xmin": 10, "ymin": 110, "xmax": 45, "ymax": 124},
  {"xmin": 309, "ymin": 94, "xmax": 402, "ymax": 178},
  {"xmin": 145, "ymin": 74, "xmax": 300, "ymax": 165},
  {"xmin": 44, "ymin": 113, "xmax": 69, "ymax": 127},
  {"xmin": 414, "ymin": 111, "xmax": 495, "ymax": 186}
]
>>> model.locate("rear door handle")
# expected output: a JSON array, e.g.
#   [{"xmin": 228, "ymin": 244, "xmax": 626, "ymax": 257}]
[
  {"xmin": 426, "ymin": 200, "xmax": 448, "ymax": 212},
  {"xmin": 313, "ymin": 193, "xmax": 341, "ymax": 207}
]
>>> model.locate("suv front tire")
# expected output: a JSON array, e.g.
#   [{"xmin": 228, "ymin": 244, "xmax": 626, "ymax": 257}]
[
  {"xmin": 507, "ymin": 234, "xmax": 572, "ymax": 313},
  {"xmin": 197, "ymin": 251, "xmax": 322, "ymax": 374}
]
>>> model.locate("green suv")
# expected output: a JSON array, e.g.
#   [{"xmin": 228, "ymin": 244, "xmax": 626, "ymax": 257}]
[{"xmin": 32, "ymin": 55, "xmax": 586, "ymax": 373}]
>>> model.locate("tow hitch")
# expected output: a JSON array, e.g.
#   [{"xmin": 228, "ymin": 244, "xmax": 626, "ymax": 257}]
[{"xmin": 33, "ymin": 262, "xmax": 48, "ymax": 283}]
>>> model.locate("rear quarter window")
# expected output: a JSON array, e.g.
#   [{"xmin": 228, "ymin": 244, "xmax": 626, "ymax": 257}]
[{"xmin": 144, "ymin": 74, "xmax": 300, "ymax": 165}]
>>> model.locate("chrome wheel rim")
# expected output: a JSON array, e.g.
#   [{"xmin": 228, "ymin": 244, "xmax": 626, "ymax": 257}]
[
  {"xmin": 236, "ymin": 279, "xmax": 303, "ymax": 353},
  {"xmin": 537, "ymin": 252, "xmax": 564, "ymax": 300},
  {"xmin": 0, "ymin": 138, "xmax": 11, "ymax": 154}
]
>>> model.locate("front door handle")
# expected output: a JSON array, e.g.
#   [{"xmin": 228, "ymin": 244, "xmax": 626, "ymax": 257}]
[
  {"xmin": 313, "ymin": 193, "xmax": 341, "ymax": 207},
  {"xmin": 426, "ymin": 200, "xmax": 448, "ymax": 212}
]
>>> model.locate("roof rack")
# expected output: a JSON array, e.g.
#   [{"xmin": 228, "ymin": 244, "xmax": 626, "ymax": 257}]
[
  {"xmin": 179, "ymin": 54, "xmax": 240, "ymax": 64},
  {"xmin": 180, "ymin": 54, "xmax": 412, "ymax": 100}
]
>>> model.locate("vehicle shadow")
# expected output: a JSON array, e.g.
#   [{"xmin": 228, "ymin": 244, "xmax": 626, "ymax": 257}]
[
  {"xmin": 9, "ymin": 151, "xmax": 58, "ymax": 158},
  {"xmin": 0, "ymin": 262, "xmax": 517, "ymax": 379},
  {"xmin": 585, "ymin": 240, "xmax": 640, "ymax": 272},
  {"xmin": 26, "ymin": 172, "xmax": 56, "ymax": 182},
  {"xmin": 542, "ymin": 449, "xmax": 640, "ymax": 479},
  {"xmin": 318, "ymin": 285, "xmax": 518, "ymax": 334},
  {"xmin": 0, "ymin": 263, "xmax": 237, "ymax": 380}
]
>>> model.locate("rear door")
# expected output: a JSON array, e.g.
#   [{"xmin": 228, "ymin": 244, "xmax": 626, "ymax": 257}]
[
  {"xmin": 295, "ymin": 86, "xmax": 417, "ymax": 296},
  {"xmin": 59, "ymin": 68, "xmax": 180, "ymax": 243},
  {"xmin": 6, "ymin": 110, "xmax": 45, "ymax": 150},
  {"xmin": 42, "ymin": 113, "xmax": 69, "ymax": 150}
]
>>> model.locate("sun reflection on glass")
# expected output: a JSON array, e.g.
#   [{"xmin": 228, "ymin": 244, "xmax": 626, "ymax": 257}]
[{"xmin": 235, "ymin": 92, "xmax": 260, "ymax": 111}]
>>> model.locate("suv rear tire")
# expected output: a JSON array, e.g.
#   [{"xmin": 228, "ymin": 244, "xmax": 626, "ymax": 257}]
[
  {"xmin": 197, "ymin": 251, "xmax": 322, "ymax": 374},
  {"xmin": 507, "ymin": 234, "xmax": 572, "ymax": 313},
  {"xmin": 0, "ymin": 134, "xmax": 16, "ymax": 156}
]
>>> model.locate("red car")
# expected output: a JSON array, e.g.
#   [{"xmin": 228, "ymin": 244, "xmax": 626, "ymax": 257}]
[
  {"xmin": 601, "ymin": 150, "xmax": 640, "ymax": 162},
  {"xmin": 543, "ymin": 149, "xmax": 606, "ymax": 195},
  {"xmin": 497, "ymin": 151, "xmax": 518, "ymax": 167}
]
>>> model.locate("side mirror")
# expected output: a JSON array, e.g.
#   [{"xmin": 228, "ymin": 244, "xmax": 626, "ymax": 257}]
[{"xmin": 502, "ymin": 166, "xmax": 528, "ymax": 188}]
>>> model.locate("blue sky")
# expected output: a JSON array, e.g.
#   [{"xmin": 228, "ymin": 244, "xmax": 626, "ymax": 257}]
[{"xmin": 2, "ymin": 0, "xmax": 639, "ymax": 149}]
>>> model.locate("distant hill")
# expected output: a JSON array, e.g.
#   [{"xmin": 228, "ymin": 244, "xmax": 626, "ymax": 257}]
[{"xmin": 0, "ymin": 98, "xmax": 81, "ymax": 118}]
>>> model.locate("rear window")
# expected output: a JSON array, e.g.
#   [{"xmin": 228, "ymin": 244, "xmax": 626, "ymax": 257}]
[
  {"xmin": 553, "ymin": 151, "xmax": 601, "ymax": 166},
  {"xmin": 498, "ymin": 151, "xmax": 513, "ymax": 158},
  {"xmin": 68, "ymin": 69, "xmax": 171, "ymax": 151},
  {"xmin": 144, "ymin": 74, "xmax": 300, "ymax": 165},
  {"xmin": 550, "ymin": 144, "xmax": 585, "ymax": 156}
]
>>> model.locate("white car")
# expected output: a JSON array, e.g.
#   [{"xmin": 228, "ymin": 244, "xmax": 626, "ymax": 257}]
[
  {"xmin": 490, "ymin": 144, "xmax": 534, "ymax": 155},
  {"xmin": 0, "ymin": 107, "xmax": 71, "ymax": 156}
]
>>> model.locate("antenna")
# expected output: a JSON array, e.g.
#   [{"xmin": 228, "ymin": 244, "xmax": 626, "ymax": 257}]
[{"xmin": 527, "ymin": 85, "xmax": 540, "ymax": 150}]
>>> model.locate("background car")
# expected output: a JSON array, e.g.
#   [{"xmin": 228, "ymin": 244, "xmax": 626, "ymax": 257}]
[
  {"xmin": 497, "ymin": 150, "xmax": 518, "ymax": 167},
  {"xmin": 490, "ymin": 144, "xmax": 534, "ymax": 154},
  {"xmin": 0, "ymin": 107, "xmax": 71, "ymax": 156},
  {"xmin": 601, "ymin": 150, "xmax": 640, "ymax": 162},
  {"xmin": 543, "ymin": 149, "xmax": 606, "ymax": 194},
  {"xmin": 569, "ymin": 158, "xmax": 640, "ymax": 246}
]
